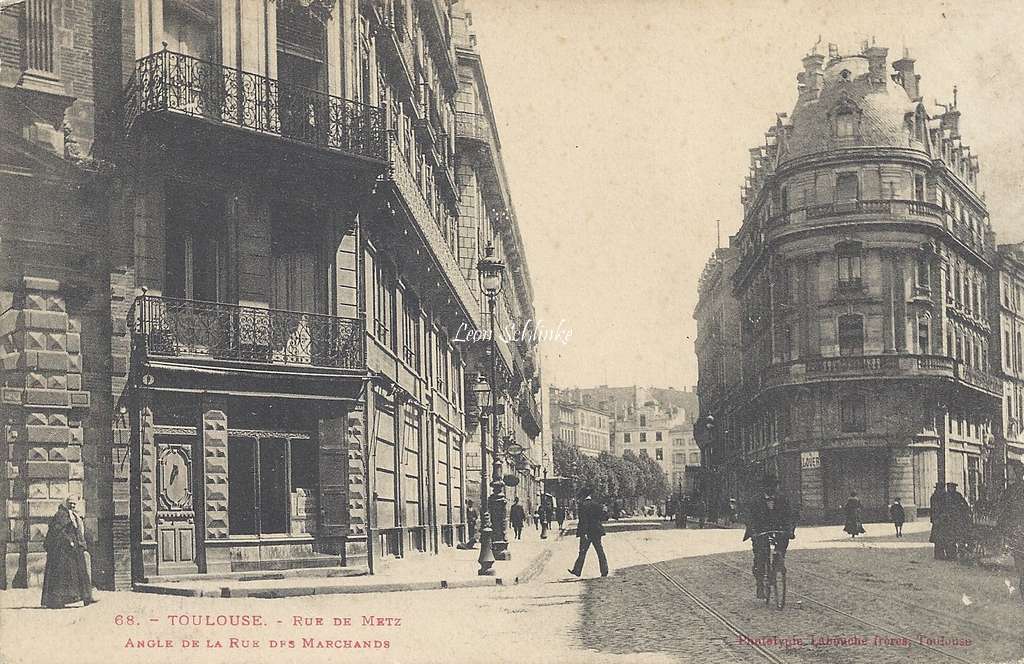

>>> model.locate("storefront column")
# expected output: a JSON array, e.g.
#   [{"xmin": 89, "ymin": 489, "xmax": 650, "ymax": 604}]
[
  {"xmin": 799, "ymin": 450, "xmax": 824, "ymax": 522},
  {"xmin": 344, "ymin": 406, "xmax": 369, "ymax": 569},
  {"xmin": 889, "ymin": 447, "xmax": 916, "ymax": 519},
  {"xmin": 201, "ymin": 406, "xmax": 229, "ymax": 574}
]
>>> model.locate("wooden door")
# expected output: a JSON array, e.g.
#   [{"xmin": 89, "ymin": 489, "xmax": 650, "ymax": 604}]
[{"xmin": 156, "ymin": 440, "xmax": 199, "ymax": 575}]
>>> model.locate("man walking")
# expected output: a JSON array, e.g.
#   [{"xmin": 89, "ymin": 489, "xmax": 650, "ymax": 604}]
[
  {"xmin": 458, "ymin": 499, "xmax": 479, "ymax": 549},
  {"xmin": 929, "ymin": 482, "xmax": 947, "ymax": 559},
  {"xmin": 510, "ymin": 497, "xmax": 526, "ymax": 540},
  {"xmin": 568, "ymin": 486, "xmax": 609, "ymax": 578}
]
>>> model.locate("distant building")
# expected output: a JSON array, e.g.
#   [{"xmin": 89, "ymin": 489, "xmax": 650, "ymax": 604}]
[
  {"xmin": 548, "ymin": 387, "xmax": 612, "ymax": 457},
  {"xmin": 993, "ymin": 243, "xmax": 1024, "ymax": 483}
]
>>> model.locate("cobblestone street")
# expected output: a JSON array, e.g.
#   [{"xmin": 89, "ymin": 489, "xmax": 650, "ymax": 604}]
[{"xmin": 2, "ymin": 523, "xmax": 1021, "ymax": 664}]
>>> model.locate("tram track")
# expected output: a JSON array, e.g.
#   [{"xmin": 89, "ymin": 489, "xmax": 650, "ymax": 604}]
[
  {"xmin": 702, "ymin": 556, "xmax": 978, "ymax": 663},
  {"xmin": 623, "ymin": 536, "xmax": 984, "ymax": 664}
]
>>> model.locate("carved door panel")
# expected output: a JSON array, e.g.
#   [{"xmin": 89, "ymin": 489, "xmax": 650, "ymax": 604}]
[{"xmin": 156, "ymin": 443, "xmax": 199, "ymax": 575}]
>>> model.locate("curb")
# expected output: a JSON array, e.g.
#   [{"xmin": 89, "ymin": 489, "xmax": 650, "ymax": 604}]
[{"xmin": 131, "ymin": 542, "xmax": 559, "ymax": 598}]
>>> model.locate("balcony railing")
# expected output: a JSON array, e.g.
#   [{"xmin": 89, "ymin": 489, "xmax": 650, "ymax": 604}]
[
  {"xmin": 770, "ymin": 199, "xmax": 944, "ymax": 227},
  {"xmin": 124, "ymin": 49, "xmax": 387, "ymax": 163},
  {"xmin": 132, "ymin": 295, "xmax": 364, "ymax": 370},
  {"xmin": 456, "ymin": 110, "xmax": 489, "ymax": 143},
  {"xmin": 805, "ymin": 355, "xmax": 900, "ymax": 374},
  {"xmin": 955, "ymin": 362, "xmax": 1002, "ymax": 395}
]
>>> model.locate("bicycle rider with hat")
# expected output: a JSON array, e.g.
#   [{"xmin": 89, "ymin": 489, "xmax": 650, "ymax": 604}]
[{"xmin": 743, "ymin": 473, "xmax": 798, "ymax": 599}]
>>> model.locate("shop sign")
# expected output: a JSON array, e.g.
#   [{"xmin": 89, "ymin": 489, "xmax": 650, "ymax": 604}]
[{"xmin": 800, "ymin": 451, "xmax": 821, "ymax": 470}]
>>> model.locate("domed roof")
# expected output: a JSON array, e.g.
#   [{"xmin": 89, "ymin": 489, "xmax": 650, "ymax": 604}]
[{"xmin": 782, "ymin": 54, "xmax": 918, "ymax": 163}]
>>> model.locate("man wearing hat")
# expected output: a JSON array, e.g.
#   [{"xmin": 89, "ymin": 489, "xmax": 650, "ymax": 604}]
[
  {"xmin": 568, "ymin": 486, "xmax": 609, "ymax": 578},
  {"xmin": 743, "ymin": 474, "xmax": 797, "ymax": 599},
  {"xmin": 928, "ymin": 482, "xmax": 947, "ymax": 559},
  {"xmin": 944, "ymin": 481, "xmax": 971, "ymax": 561}
]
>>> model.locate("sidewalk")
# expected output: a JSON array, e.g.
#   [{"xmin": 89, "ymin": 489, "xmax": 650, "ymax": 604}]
[{"xmin": 132, "ymin": 527, "xmax": 560, "ymax": 598}]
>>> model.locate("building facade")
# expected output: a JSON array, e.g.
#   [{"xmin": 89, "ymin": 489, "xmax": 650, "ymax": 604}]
[
  {"xmin": 546, "ymin": 387, "xmax": 611, "ymax": 458},
  {"xmin": 694, "ymin": 43, "xmax": 1004, "ymax": 523},
  {"xmin": 1, "ymin": 0, "xmax": 541, "ymax": 590},
  {"xmin": 993, "ymin": 242, "xmax": 1024, "ymax": 484}
]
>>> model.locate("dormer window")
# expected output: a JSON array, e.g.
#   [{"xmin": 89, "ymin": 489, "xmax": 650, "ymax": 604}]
[{"xmin": 836, "ymin": 110, "xmax": 856, "ymax": 138}]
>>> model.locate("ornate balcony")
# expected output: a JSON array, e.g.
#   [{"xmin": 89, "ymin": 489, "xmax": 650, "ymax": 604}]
[
  {"xmin": 124, "ymin": 49, "xmax": 387, "ymax": 163},
  {"xmin": 456, "ymin": 110, "xmax": 489, "ymax": 143},
  {"xmin": 131, "ymin": 295, "xmax": 364, "ymax": 371},
  {"xmin": 955, "ymin": 362, "xmax": 1002, "ymax": 396}
]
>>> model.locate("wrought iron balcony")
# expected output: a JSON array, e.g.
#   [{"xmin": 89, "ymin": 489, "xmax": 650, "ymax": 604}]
[
  {"xmin": 131, "ymin": 295, "xmax": 364, "ymax": 371},
  {"xmin": 124, "ymin": 49, "xmax": 387, "ymax": 163},
  {"xmin": 955, "ymin": 362, "xmax": 1002, "ymax": 395}
]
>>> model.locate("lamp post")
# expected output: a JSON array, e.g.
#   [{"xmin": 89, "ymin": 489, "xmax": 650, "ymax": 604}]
[
  {"xmin": 478, "ymin": 241, "xmax": 509, "ymax": 560},
  {"xmin": 469, "ymin": 374, "xmax": 494, "ymax": 571},
  {"xmin": 540, "ymin": 453, "xmax": 550, "ymax": 539}
]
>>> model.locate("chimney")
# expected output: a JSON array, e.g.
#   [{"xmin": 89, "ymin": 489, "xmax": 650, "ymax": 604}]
[
  {"xmin": 864, "ymin": 45, "xmax": 888, "ymax": 85},
  {"xmin": 892, "ymin": 51, "xmax": 920, "ymax": 100},
  {"xmin": 801, "ymin": 53, "xmax": 825, "ymax": 99}
]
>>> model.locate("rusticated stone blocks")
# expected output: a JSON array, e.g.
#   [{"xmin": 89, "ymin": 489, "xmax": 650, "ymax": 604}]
[{"xmin": 203, "ymin": 410, "xmax": 229, "ymax": 539}]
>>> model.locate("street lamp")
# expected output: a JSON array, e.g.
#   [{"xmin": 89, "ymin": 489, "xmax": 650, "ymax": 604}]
[
  {"xmin": 477, "ymin": 241, "xmax": 509, "ymax": 560},
  {"xmin": 540, "ymin": 452, "xmax": 551, "ymax": 539},
  {"xmin": 469, "ymin": 374, "xmax": 494, "ymax": 571}
]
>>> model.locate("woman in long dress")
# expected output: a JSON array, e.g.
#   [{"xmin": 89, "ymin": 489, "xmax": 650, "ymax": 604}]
[{"xmin": 843, "ymin": 491, "xmax": 866, "ymax": 538}]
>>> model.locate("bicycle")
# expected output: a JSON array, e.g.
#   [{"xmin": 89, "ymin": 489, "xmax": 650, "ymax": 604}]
[{"xmin": 753, "ymin": 530, "xmax": 789, "ymax": 609}]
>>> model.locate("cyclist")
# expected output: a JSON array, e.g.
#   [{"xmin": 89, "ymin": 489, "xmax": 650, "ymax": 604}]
[{"xmin": 743, "ymin": 473, "xmax": 797, "ymax": 599}]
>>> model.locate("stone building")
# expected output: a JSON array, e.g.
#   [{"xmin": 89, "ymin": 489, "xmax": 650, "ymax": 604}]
[
  {"xmin": 547, "ymin": 387, "xmax": 612, "ymax": 458},
  {"xmin": 694, "ymin": 43, "xmax": 1003, "ymax": 523},
  {"xmin": 1, "ymin": 0, "xmax": 541, "ymax": 590},
  {"xmin": 993, "ymin": 242, "xmax": 1024, "ymax": 484}
]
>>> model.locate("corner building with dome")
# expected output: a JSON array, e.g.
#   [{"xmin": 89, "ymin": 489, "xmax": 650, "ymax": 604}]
[{"xmin": 694, "ymin": 43, "xmax": 1006, "ymax": 523}]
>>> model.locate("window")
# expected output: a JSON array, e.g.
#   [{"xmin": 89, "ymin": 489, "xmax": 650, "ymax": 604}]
[
  {"xmin": 836, "ymin": 243, "xmax": 863, "ymax": 289},
  {"xmin": 639, "ymin": 415, "xmax": 647, "ymax": 427},
  {"xmin": 228, "ymin": 435, "xmax": 317, "ymax": 536},
  {"xmin": 835, "ymin": 172, "xmax": 859, "ymax": 202},
  {"xmin": 640, "ymin": 448, "xmax": 648, "ymax": 457},
  {"xmin": 914, "ymin": 175, "xmax": 926, "ymax": 201},
  {"xmin": 655, "ymin": 431, "xmax": 663, "ymax": 442},
  {"xmin": 373, "ymin": 259, "xmax": 395, "ymax": 349},
  {"xmin": 689, "ymin": 452, "xmax": 700, "ymax": 464},
  {"xmin": 835, "ymin": 110, "xmax": 856, "ymax": 138},
  {"xmin": 838, "ymin": 315, "xmax": 864, "ymax": 356},
  {"xmin": 840, "ymin": 395, "xmax": 867, "ymax": 432},
  {"xmin": 623, "ymin": 433, "xmax": 631, "ymax": 443},
  {"xmin": 655, "ymin": 448, "xmax": 664, "ymax": 461},
  {"xmin": 402, "ymin": 295, "xmax": 420, "ymax": 371},
  {"xmin": 640, "ymin": 432, "xmax": 647, "ymax": 442},
  {"xmin": 917, "ymin": 256, "xmax": 930, "ymax": 289},
  {"xmin": 918, "ymin": 317, "xmax": 930, "ymax": 354}
]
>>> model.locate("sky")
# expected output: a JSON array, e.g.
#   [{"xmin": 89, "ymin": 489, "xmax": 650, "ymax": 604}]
[{"xmin": 464, "ymin": 0, "xmax": 1024, "ymax": 392}]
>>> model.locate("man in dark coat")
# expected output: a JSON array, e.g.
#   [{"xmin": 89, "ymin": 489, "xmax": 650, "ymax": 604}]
[
  {"xmin": 509, "ymin": 498, "xmax": 526, "ymax": 540},
  {"xmin": 568, "ymin": 487, "xmax": 609, "ymax": 577},
  {"xmin": 458, "ymin": 499, "xmax": 479, "ymax": 549},
  {"xmin": 743, "ymin": 475, "xmax": 797, "ymax": 599},
  {"xmin": 843, "ymin": 491, "xmax": 866, "ymax": 537},
  {"xmin": 944, "ymin": 482, "xmax": 971, "ymax": 560},
  {"xmin": 41, "ymin": 497, "xmax": 94, "ymax": 609},
  {"xmin": 889, "ymin": 498, "xmax": 906, "ymax": 537},
  {"xmin": 929, "ymin": 482, "xmax": 947, "ymax": 559}
]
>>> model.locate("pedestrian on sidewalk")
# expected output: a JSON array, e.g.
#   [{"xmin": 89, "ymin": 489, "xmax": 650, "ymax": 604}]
[
  {"xmin": 466, "ymin": 499, "xmax": 479, "ymax": 545},
  {"xmin": 929, "ymin": 482, "xmax": 948, "ymax": 559},
  {"xmin": 41, "ymin": 497, "xmax": 95, "ymax": 609},
  {"xmin": 889, "ymin": 498, "xmax": 905, "ymax": 537},
  {"xmin": 996, "ymin": 470, "xmax": 1024, "ymax": 601},
  {"xmin": 556, "ymin": 505, "xmax": 566, "ymax": 532},
  {"xmin": 843, "ymin": 492, "xmax": 865, "ymax": 538},
  {"xmin": 944, "ymin": 482, "xmax": 971, "ymax": 561},
  {"xmin": 568, "ymin": 486, "xmax": 609, "ymax": 578},
  {"xmin": 510, "ymin": 498, "xmax": 526, "ymax": 540},
  {"xmin": 533, "ymin": 507, "xmax": 541, "ymax": 530}
]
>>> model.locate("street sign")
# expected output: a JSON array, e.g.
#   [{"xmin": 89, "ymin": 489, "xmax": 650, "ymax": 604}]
[{"xmin": 800, "ymin": 451, "xmax": 821, "ymax": 470}]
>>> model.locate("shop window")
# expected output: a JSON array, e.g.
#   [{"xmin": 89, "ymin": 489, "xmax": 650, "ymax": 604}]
[
  {"xmin": 228, "ymin": 436, "xmax": 317, "ymax": 536},
  {"xmin": 840, "ymin": 395, "xmax": 867, "ymax": 432},
  {"xmin": 838, "ymin": 315, "xmax": 864, "ymax": 357}
]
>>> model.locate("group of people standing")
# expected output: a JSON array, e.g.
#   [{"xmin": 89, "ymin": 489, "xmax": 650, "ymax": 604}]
[{"xmin": 928, "ymin": 481, "xmax": 973, "ymax": 560}]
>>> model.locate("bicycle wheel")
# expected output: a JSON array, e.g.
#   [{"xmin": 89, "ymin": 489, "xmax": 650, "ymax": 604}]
[{"xmin": 775, "ymin": 568, "xmax": 786, "ymax": 609}]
